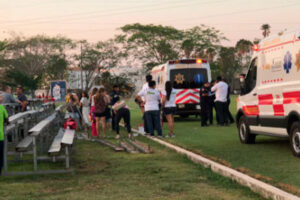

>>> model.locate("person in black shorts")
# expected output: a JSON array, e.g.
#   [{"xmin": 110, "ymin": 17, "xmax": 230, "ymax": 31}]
[{"xmin": 161, "ymin": 81, "xmax": 178, "ymax": 138}]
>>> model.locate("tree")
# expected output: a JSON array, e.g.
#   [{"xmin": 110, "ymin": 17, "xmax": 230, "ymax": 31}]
[
  {"xmin": 261, "ymin": 24, "xmax": 271, "ymax": 38},
  {"xmin": 98, "ymin": 71, "xmax": 135, "ymax": 96},
  {"xmin": 215, "ymin": 47, "xmax": 241, "ymax": 83},
  {"xmin": 118, "ymin": 23, "xmax": 182, "ymax": 72},
  {"xmin": 235, "ymin": 39, "xmax": 253, "ymax": 74},
  {"xmin": 74, "ymin": 39, "xmax": 123, "ymax": 91},
  {"xmin": 235, "ymin": 39, "xmax": 252, "ymax": 56},
  {"xmin": 1, "ymin": 35, "xmax": 75, "ymax": 91},
  {"xmin": 181, "ymin": 25, "xmax": 226, "ymax": 59}
]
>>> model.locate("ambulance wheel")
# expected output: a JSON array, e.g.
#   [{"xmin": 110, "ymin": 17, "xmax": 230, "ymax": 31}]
[
  {"xmin": 238, "ymin": 116, "xmax": 256, "ymax": 144},
  {"xmin": 290, "ymin": 122, "xmax": 300, "ymax": 157}
]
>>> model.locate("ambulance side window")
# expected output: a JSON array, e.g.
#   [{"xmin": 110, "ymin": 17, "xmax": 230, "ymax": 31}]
[{"xmin": 244, "ymin": 58, "xmax": 257, "ymax": 94}]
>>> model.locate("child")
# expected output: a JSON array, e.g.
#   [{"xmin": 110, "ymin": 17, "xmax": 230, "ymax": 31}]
[{"xmin": 0, "ymin": 96, "xmax": 9, "ymax": 175}]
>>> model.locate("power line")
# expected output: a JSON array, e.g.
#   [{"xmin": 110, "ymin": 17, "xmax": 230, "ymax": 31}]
[
  {"xmin": 163, "ymin": 1, "xmax": 300, "ymax": 23},
  {"xmin": 2, "ymin": 0, "xmax": 226, "ymax": 27}
]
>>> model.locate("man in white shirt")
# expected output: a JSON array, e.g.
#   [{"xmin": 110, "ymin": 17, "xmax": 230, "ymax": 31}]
[
  {"xmin": 136, "ymin": 74, "xmax": 152, "ymax": 134},
  {"xmin": 137, "ymin": 80, "xmax": 162, "ymax": 137},
  {"xmin": 211, "ymin": 76, "xmax": 229, "ymax": 126}
]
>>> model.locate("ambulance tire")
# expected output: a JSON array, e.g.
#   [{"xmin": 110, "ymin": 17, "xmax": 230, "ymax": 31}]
[
  {"xmin": 238, "ymin": 116, "xmax": 256, "ymax": 144},
  {"xmin": 289, "ymin": 122, "xmax": 300, "ymax": 157}
]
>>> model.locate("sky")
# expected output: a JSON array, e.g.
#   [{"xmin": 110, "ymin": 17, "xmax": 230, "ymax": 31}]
[{"xmin": 1, "ymin": 0, "xmax": 300, "ymax": 46}]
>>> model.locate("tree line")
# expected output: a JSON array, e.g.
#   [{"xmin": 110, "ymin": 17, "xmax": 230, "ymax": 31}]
[{"xmin": 0, "ymin": 23, "xmax": 271, "ymax": 93}]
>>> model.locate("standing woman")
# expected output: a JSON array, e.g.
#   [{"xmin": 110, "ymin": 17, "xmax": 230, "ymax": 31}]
[
  {"xmin": 80, "ymin": 91, "xmax": 91, "ymax": 126},
  {"xmin": 89, "ymin": 88, "xmax": 98, "ymax": 137},
  {"xmin": 94, "ymin": 88, "xmax": 108, "ymax": 138},
  {"xmin": 161, "ymin": 81, "xmax": 177, "ymax": 137}
]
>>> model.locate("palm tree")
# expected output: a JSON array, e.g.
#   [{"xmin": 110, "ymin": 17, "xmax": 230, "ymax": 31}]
[{"xmin": 261, "ymin": 24, "xmax": 271, "ymax": 38}]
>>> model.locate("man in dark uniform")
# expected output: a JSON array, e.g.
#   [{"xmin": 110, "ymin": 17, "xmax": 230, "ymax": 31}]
[
  {"xmin": 200, "ymin": 82, "xmax": 211, "ymax": 127},
  {"xmin": 110, "ymin": 85, "xmax": 120, "ymax": 130}
]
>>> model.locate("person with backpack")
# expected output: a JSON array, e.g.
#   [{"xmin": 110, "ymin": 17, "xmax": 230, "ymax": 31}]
[{"xmin": 161, "ymin": 81, "xmax": 177, "ymax": 137}]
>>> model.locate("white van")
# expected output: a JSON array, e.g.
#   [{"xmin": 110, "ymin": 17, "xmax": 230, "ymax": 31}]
[
  {"xmin": 237, "ymin": 29, "xmax": 300, "ymax": 156},
  {"xmin": 151, "ymin": 59, "xmax": 211, "ymax": 117}
]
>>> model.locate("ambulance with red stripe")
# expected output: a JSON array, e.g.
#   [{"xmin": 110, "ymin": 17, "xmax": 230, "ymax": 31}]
[
  {"xmin": 151, "ymin": 59, "xmax": 211, "ymax": 117},
  {"xmin": 237, "ymin": 29, "xmax": 300, "ymax": 156}
]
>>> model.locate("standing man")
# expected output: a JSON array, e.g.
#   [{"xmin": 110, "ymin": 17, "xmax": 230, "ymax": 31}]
[
  {"xmin": 16, "ymin": 86, "xmax": 28, "ymax": 112},
  {"xmin": 0, "ymin": 95, "xmax": 9, "ymax": 175},
  {"xmin": 136, "ymin": 81, "xmax": 162, "ymax": 137},
  {"xmin": 200, "ymin": 82, "xmax": 210, "ymax": 127},
  {"xmin": 211, "ymin": 76, "xmax": 228, "ymax": 126},
  {"xmin": 0, "ymin": 85, "xmax": 17, "ymax": 104},
  {"xmin": 136, "ymin": 74, "xmax": 152, "ymax": 134},
  {"xmin": 110, "ymin": 85, "xmax": 120, "ymax": 131}
]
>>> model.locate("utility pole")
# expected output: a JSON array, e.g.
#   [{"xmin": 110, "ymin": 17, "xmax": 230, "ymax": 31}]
[{"xmin": 80, "ymin": 42, "xmax": 83, "ymax": 90}]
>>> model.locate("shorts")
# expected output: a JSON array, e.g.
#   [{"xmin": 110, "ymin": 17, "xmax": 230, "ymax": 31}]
[
  {"xmin": 95, "ymin": 112, "xmax": 106, "ymax": 118},
  {"xmin": 164, "ymin": 107, "xmax": 176, "ymax": 115}
]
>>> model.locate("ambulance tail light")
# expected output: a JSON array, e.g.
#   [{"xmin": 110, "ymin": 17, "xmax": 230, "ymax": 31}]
[{"xmin": 252, "ymin": 44, "xmax": 259, "ymax": 52}]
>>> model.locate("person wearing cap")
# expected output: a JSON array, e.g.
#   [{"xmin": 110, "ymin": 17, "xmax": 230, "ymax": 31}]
[{"xmin": 16, "ymin": 86, "xmax": 28, "ymax": 112}]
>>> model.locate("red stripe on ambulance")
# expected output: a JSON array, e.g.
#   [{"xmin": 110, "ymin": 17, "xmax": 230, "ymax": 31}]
[
  {"xmin": 283, "ymin": 91, "xmax": 300, "ymax": 104},
  {"xmin": 258, "ymin": 94, "xmax": 273, "ymax": 105},
  {"xmin": 273, "ymin": 104, "xmax": 284, "ymax": 116}
]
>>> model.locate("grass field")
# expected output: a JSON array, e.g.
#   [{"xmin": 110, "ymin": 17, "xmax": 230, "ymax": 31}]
[
  {"xmin": 127, "ymin": 96, "xmax": 300, "ymax": 195},
  {"xmin": 0, "ymin": 136, "xmax": 265, "ymax": 200}
]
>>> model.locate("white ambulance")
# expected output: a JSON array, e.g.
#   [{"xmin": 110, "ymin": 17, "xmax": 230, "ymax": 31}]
[
  {"xmin": 151, "ymin": 59, "xmax": 211, "ymax": 117},
  {"xmin": 237, "ymin": 29, "xmax": 300, "ymax": 156}
]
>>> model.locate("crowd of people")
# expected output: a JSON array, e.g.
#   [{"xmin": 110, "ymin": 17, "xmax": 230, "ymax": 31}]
[
  {"xmin": 135, "ymin": 74, "xmax": 234, "ymax": 138},
  {"xmin": 65, "ymin": 85, "xmax": 132, "ymax": 139},
  {"xmin": 0, "ymin": 76, "xmax": 234, "ymax": 175}
]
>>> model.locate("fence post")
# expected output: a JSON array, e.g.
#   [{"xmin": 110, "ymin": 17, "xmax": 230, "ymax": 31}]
[
  {"xmin": 32, "ymin": 137, "xmax": 38, "ymax": 171},
  {"xmin": 3, "ymin": 130, "xmax": 8, "ymax": 173},
  {"xmin": 65, "ymin": 146, "xmax": 70, "ymax": 169}
]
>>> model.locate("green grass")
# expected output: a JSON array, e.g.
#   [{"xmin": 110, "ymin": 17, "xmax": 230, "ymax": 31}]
[
  {"xmin": 127, "ymin": 97, "xmax": 300, "ymax": 195},
  {"xmin": 0, "ymin": 136, "xmax": 265, "ymax": 200}
]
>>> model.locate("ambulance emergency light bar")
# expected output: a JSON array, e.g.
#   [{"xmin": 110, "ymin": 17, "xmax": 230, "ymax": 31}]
[{"xmin": 169, "ymin": 59, "xmax": 207, "ymax": 64}]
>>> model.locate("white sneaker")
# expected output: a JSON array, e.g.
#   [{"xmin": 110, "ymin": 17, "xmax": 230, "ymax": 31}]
[
  {"xmin": 115, "ymin": 135, "xmax": 120, "ymax": 139},
  {"xmin": 128, "ymin": 134, "xmax": 132, "ymax": 139}
]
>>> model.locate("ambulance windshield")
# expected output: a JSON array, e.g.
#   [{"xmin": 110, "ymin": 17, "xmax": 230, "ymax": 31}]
[{"xmin": 170, "ymin": 68, "xmax": 208, "ymax": 89}]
